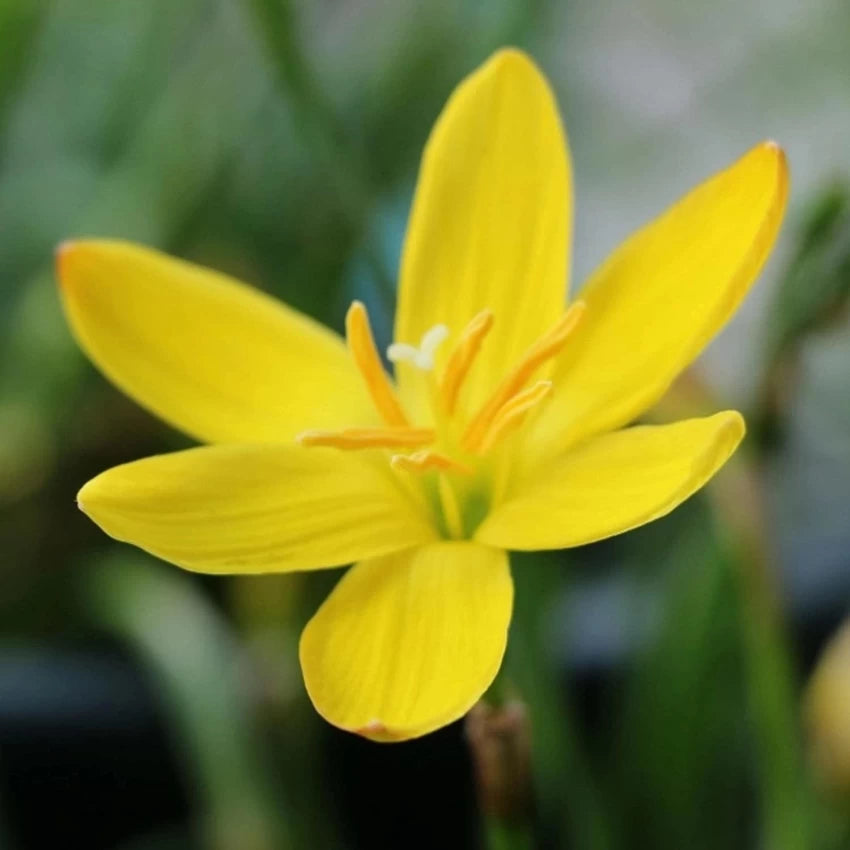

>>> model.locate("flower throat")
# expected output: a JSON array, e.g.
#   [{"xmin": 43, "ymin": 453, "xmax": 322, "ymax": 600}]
[{"xmin": 297, "ymin": 299, "xmax": 585, "ymax": 536}]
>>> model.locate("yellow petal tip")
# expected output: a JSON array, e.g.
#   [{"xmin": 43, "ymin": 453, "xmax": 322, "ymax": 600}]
[
  {"xmin": 76, "ymin": 478, "xmax": 97, "ymax": 515},
  {"xmin": 55, "ymin": 240, "xmax": 80, "ymax": 286},
  {"xmin": 55, "ymin": 239, "xmax": 110, "ymax": 291},
  {"xmin": 488, "ymin": 45, "xmax": 532, "ymax": 65},
  {"xmin": 483, "ymin": 47, "xmax": 542, "ymax": 82},
  {"xmin": 721, "ymin": 409, "xmax": 746, "ymax": 441},
  {"xmin": 755, "ymin": 139, "xmax": 789, "ymax": 184}
]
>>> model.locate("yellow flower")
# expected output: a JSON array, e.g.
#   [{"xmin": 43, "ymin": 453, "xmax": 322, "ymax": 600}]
[{"xmin": 56, "ymin": 48, "xmax": 788, "ymax": 742}]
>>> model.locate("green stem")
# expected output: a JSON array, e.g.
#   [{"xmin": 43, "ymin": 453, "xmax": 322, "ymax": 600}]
[
  {"xmin": 485, "ymin": 818, "xmax": 534, "ymax": 850},
  {"xmin": 710, "ymin": 451, "xmax": 815, "ymax": 850},
  {"xmin": 466, "ymin": 698, "xmax": 536, "ymax": 850},
  {"xmin": 507, "ymin": 556, "xmax": 616, "ymax": 850}
]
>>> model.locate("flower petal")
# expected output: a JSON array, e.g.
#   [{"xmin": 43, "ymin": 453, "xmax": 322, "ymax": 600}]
[
  {"xmin": 477, "ymin": 411, "xmax": 744, "ymax": 550},
  {"xmin": 531, "ymin": 142, "xmax": 787, "ymax": 462},
  {"xmin": 58, "ymin": 239, "xmax": 374, "ymax": 443},
  {"xmin": 300, "ymin": 542, "xmax": 512, "ymax": 741},
  {"xmin": 395, "ymin": 48, "xmax": 572, "ymax": 416},
  {"xmin": 78, "ymin": 444, "xmax": 435, "ymax": 573}
]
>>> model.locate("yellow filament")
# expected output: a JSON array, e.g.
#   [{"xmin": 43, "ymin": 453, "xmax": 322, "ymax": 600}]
[
  {"xmin": 462, "ymin": 301, "xmax": 585, "ymax": 450},
  {"xmin": 438, "ymin": 474, "xmax": 465, "ymax": 539},
  {"xmin": 391, "ymin": 450, "xmax": 472, "ymax": 475},
  {"xmin": 438, "ymin": 309, "xmax": 494, "ymax": 415},
  {"xmin": 297, "ymin": 427, "xmax": 434, "ymax": 450},
  {"xmin": 346, "ymin": 301, "xmax": 409, "ymax": 427},
  {"xmin": 471, "ymin": 381, "xmax": 553, "ymax": 454}
]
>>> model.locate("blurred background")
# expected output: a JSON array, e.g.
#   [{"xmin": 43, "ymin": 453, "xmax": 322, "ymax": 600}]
[{"xmin": 2, "ymin": 0, "xmax": 850, "ymax": 848}]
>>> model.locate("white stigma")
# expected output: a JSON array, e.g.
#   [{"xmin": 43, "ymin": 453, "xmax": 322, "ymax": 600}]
[{"xmin": 387, "ymin": 323, "xmax": 449, "ymax": 371}]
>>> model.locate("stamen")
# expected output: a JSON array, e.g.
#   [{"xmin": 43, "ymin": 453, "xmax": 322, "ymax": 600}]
[
  {"xmin": 439, "ymin": 310, "xmax": 494, "ymax": 415},
  {"xmin": 387, "ymin": 323, "xmax": 449, "ymax": 371},
  {"xmin": 297, "ymin": 427, "xmax": 434, "ymax": 450},
  {"xmin": 346, "ymin": 301, "xmax": 410, "ymax": 427},
  {"xmin": 462, "ymin": 302, "xmax": 585, "ymax": 451},
  {"xmin": 438, "ymin": 474, "xmax": 465, "ymax": 539},
  {"xmin": 470, "ymin": 381, "xmax": 553, "ymax": 455},
  {"xmin": 391, "ymin": 450, "xmax": 472, "ymax": 475}
]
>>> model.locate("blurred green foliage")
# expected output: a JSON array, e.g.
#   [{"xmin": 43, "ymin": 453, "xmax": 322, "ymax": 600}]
[{"xmin": 1, "ymin": 1, "xmax": 850, "ymax": 849}]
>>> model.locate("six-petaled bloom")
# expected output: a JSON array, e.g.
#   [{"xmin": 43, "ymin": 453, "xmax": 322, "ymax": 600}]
[{"xmin": 56, "ymin": 48, "xmax": 788, "ymax": 741}]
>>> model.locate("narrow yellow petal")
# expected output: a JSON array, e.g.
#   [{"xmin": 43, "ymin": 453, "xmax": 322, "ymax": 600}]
[
  {"xmin": 477, "ymin": 411, "xmax": 744, "ymax": 550},
  {"xmin": 57, "ymin": 239, "xmax": 374, "ymax": 444},
  {"xmin": 395, "ymin": 48, "xmax": 572, "ymax": 417},
  {"xmin": 530, "ymin": 142, "xmax": 787, "ymax": 464},
  {"xmin": 78, "ymin": 444, "xmax": 436, "ymax": 574},
  {"xmin": 300, "ymin": 542, "xmax": 512, "ymax": 741}
]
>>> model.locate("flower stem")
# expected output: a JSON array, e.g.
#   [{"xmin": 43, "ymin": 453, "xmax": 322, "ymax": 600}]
[
  {"xmin": 465, "ymin": 699, "xmax": 536, "ymax": 850},
  {"xmin": 484, "ymin": 819, "xmax": 535, "ymax": 850},
  {"xmin": 507, "ymin": 557, "xmax": 617, "ymax": 850}
]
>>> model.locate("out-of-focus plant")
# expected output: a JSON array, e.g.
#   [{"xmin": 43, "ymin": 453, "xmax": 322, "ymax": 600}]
[
  {"xmin": 806, "ymin": 618, "xmax": 850, "ymax": 801},
  {"xmin": 758, "ymin": 185, "xmax": 850, "ymax": 448},
  {"xmin": 83, "ymin": 553, "xmax": 294, "ymax": 850}
]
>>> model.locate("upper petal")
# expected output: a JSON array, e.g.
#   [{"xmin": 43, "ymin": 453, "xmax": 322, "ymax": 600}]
[
  {"xmin": 476, "ymin": 411, "xmax": 743, "ymax": 551},
  {"xmin": 58, "ymin": 239, "xmax": 374, "ymax": 443},
  {"xmin": 78, "ymin": 443, "xmax": 435, "ymax": 573},
  {"xmin": 530, "ymin": 142, "xmax": 787, "ymax": 462},
  {"xmin": 395, "ymin": 48, "xmax": 572, "ymax": 416},
  {"xmin": 300, "ymin": 542, "xmax": 512, "ymax": 741}
]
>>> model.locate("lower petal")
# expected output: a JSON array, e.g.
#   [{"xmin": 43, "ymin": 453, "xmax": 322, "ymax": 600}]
[
  {"xmin": 78, "ymin": 444, "xmax": 436, "ymax": 573},
  {"xmin": 300, "ymin": 542, "xmax": 512, "ymax": 742},
  {"xmin": 477, "ymin": 411, "xmax": 744, "ymax": 550}
]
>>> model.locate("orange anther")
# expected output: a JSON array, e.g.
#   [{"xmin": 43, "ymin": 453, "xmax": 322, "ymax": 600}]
[
  {"xmin": 438, "ymin": 309, "xmax": 494, "ymax": 415},
  {"xmin": 471, "ymin": 381, "xmax": 552, "ymax": 454},
  {"xmin": 297, "ymin": 427, "xmax": 434, "ymax": 450},
  {"xmin": 462, "ymin": 302, "xmax": 584, "ymax": 450},
  {"xmin": 346, "ymin": 301, "xmax": 410, "ymax": 428}
]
